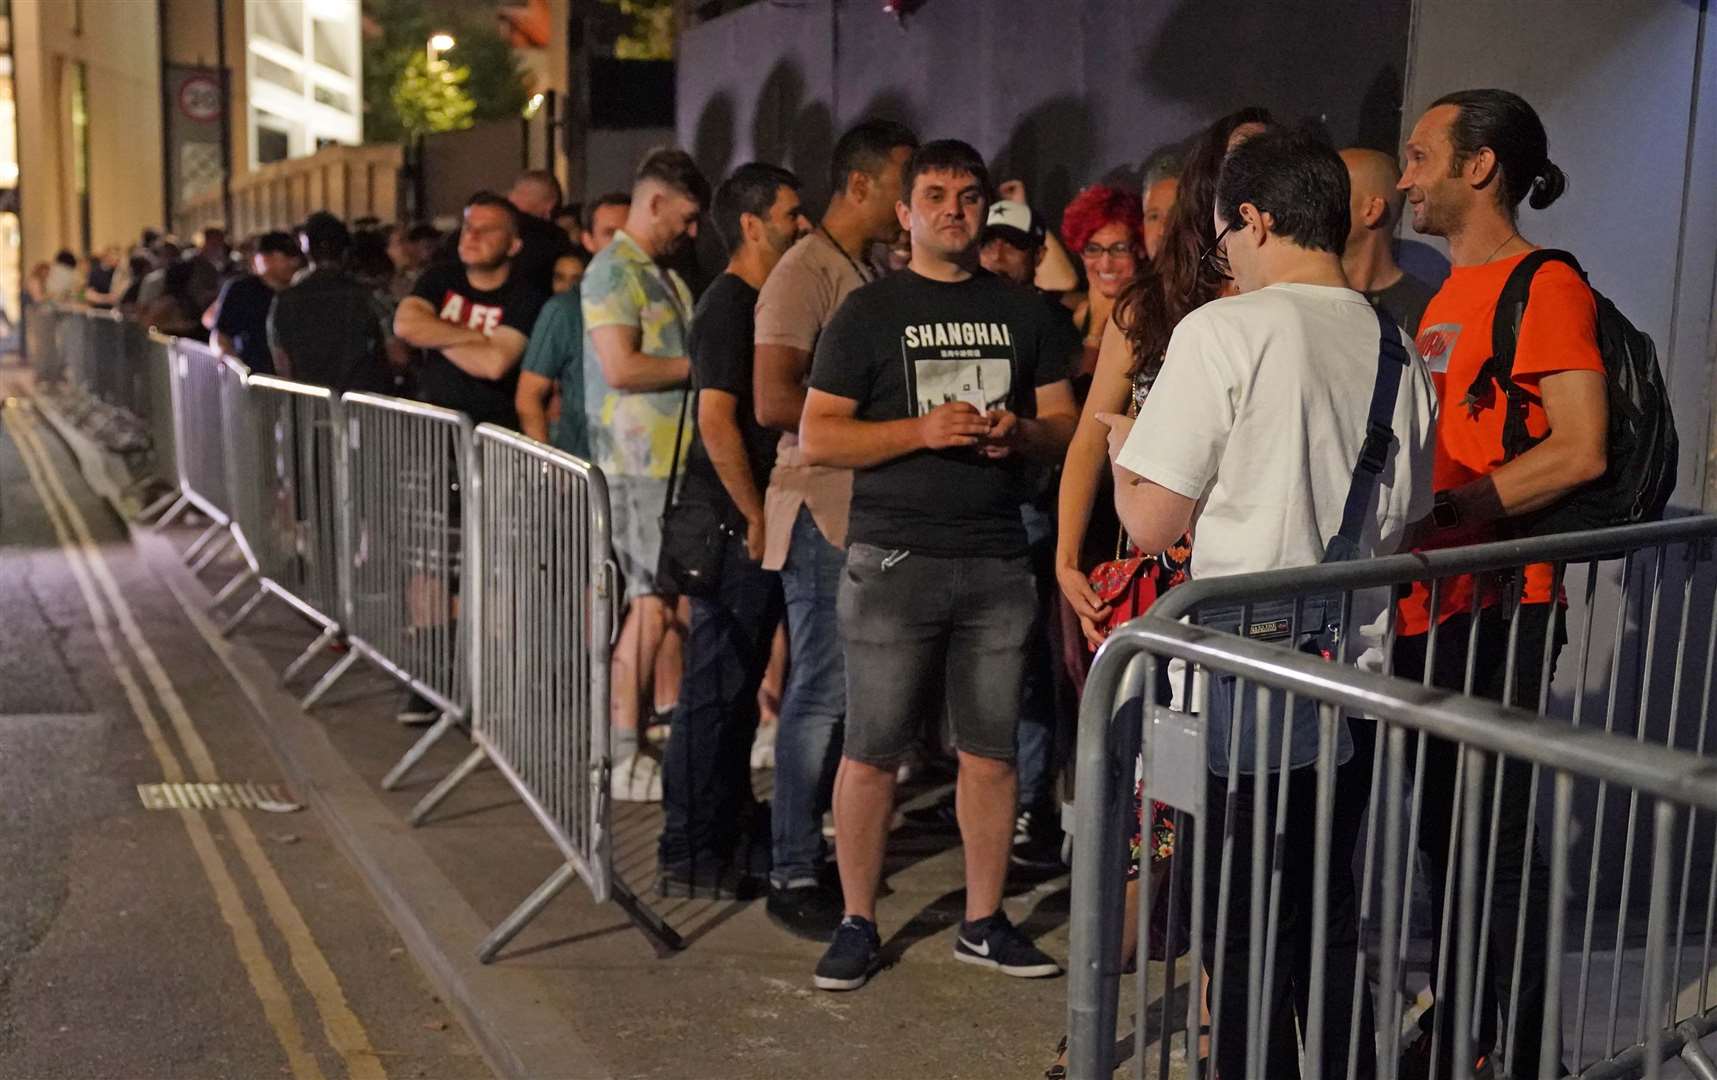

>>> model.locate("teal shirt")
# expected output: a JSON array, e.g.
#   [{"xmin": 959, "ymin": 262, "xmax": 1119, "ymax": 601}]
[{"xmin": 520, "ymin": 289, "xmax": 590, "ymax": 459}]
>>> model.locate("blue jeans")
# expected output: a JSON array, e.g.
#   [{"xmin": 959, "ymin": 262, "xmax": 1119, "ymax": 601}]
[
  {"xmin": 1015, "ymin": 504, "xmax": 1058, "ymax": 812},
  {"xmin": 771, "ymin": 505, "xmax": 846, "ymax": 888},
  {"xmin": 659, "ymin": 535, "xmax": 783, "ymax": 866}
]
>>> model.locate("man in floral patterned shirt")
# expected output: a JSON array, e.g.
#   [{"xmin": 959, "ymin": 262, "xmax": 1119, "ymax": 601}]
[{"xmin": 582, "ymin": 147, "xmax": 711, "ymax": 801}]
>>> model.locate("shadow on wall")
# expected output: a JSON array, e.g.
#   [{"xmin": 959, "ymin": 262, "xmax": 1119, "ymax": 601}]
[
  {"xmin": 991, "ymin": 97, "xmax": 1097, "ymax": 219},
  {"xmin": 693, "ymin": 89, "xmax": 738, "ymax": 192},
  {"xmin": 751, "ymin": 60, "xmax": 836, "ymax": 213},
  {"xmin": 1136, "ymin": 0, "xmax": 1406, "ymax": 151}
]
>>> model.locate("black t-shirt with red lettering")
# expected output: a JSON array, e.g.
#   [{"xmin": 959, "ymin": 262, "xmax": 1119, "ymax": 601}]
[{"xmin": 409, "ymin": 261, "xmax": 547, "ymax": 428}]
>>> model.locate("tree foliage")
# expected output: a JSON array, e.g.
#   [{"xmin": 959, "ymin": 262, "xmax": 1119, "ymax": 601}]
[
  {"xmin": 362, "ymin": 0, "xmax": 531, "ymax": 143},
  {"xmin": 600, "ymin": 0, "xmax": 676, "ymax": 60},
  {"xmin": 390, "ymin": 51, "xmax": 476, "ymax": 137}
]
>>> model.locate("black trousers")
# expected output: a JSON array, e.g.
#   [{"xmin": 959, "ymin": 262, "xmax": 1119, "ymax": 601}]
[
  {"xmin": 658, "ymin": 539, "xmax": 784, "ymax": 867},
  {"xmin": 1202, "ymin": 749, "xmax": 1378, "ymax": 1079},
  {"xmin": 1387, "ymin": 603, "xmax": 1565, "ymax": 1078}
]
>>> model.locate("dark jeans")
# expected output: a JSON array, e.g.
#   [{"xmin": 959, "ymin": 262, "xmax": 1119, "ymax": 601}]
[
  {"xmin": 1202, "ymin": 753, "xmax": 1378, "ymax": 1080},
  {"xmin": 658, "ymin": 536, "xmax": 784, "ymax": 867},
  {"xmin": 1387, "ymin": 603, "xmax": 1564, "ymax": 1078},
  {"xmin": 1016, "ymin": 506, "xmax": 1062, "ymax": 813}
]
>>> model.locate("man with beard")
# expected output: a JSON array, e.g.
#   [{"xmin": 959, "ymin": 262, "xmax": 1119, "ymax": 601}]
[
  {"xmin": 751, "ymin": 118, "xmax": 919, "ymax": 939},
  {"xmin": 582, "ymin": 148, "xmax": 712, "ymax": 802},
  {"xmin": 655, "ymin": 162, "xmax": 809, "ymax": 897}
]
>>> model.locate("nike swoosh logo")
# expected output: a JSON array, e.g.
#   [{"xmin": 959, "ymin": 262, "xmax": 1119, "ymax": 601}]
[{"xmin": 960, "ymin": 937, "xmax": 990, "ymax": 957}]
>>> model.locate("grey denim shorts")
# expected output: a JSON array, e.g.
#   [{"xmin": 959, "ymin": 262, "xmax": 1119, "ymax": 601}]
[{"xmin": 836, "ymin": 542, "xmax": 1037, "ymax": 767}]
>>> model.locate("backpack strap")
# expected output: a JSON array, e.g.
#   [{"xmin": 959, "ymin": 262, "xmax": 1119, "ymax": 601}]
[
  {"xmin": 1324, "ymin": 303, "xmax": 1409, "ymax": 563},
  {"xmin": 1470, "ymin": 248, "xmax": 1586, "ymax": 460}
]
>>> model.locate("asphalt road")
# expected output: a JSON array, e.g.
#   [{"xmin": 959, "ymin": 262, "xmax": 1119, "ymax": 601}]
[{"xmin": 0, "ymin": 386, "xmax": 485, "ymax": 1080}]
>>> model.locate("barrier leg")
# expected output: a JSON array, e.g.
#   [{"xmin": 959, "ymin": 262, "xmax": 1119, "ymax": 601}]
[
  {"xmin": 182, "ymin": 520, "xmax": 225, "ymax": 563},
  {"xmin": 139, "ymin": 488, "xmax": 183, "ymax": 524},
  {"xmin": 1678, "ymin": 1024, "xmax": 1717, "ymax": 1080},
  {"xmin": 478, "ymin": 863, "xmax": 581, "ymax": 963},
  {"xmin": 381, "ymin": 712, "xmax": 456, "ymax": 791},
  {"xmin": 408, "ymin": 745, "xmax": 487, "ymax": 825},
  {"xmin": 300, "ymin": 649, "xmax": 359, "ymax": 710},
  {"xmin": 281, "ymin": 627, "xmax": 338, "ymax": 686},
  {"xmin": 210, "ymin": 567, "xmax": 256, "ymax": 609},
  {"xmin": 220, "ymin": 587, "xmax": 269, "ymax": 636},
  {"xmin": 152, "ymin": 493, "xmax": 192, "ymax": 528},
  {"xmin": 189, "ymin": 530, "xmax": 233, "ymax": 573},
  {"xmin": 477, "ymin": 865, "xmax": 686, "ymax": 964}
]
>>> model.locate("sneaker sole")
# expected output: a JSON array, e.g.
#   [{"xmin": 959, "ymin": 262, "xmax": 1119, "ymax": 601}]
[
  {"xmin": 952, "ymin": 950, "xmax": 1062, "ymax": 978},
  {"xmin": 812, "ymin": 970, "xmax": 873, "ymax": 991}
]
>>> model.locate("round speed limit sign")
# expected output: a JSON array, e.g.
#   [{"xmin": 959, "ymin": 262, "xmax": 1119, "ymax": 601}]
[{"xmin": 179, "ymin": 75, "xmax": 222, "ymax": 123}]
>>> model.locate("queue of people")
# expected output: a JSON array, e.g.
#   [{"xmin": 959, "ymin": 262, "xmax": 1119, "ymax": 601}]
[{"xmin": 40, "ymin": 82, "xmax": 1633, "ymax": 1077}]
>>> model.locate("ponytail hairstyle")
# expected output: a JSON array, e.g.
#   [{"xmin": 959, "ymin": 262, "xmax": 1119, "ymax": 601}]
[
  {"xmin": 1114, "ymin": 105, "xmax": 1276, "ymax": 377},
  {"xmin": 1432, "ymin": 88, "xmax": 1567, "ymax": 214}
]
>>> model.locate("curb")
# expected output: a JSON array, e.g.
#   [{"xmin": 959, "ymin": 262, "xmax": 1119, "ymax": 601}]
[{"xmin": 133, "ymin": 526, "xmax": 612, "ymax": 1080}]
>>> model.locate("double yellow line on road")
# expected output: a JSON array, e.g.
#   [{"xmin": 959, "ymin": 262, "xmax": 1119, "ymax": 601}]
[{"xmin": 4, "ymin": 401, "xmax": 386, "ymax": 1080}]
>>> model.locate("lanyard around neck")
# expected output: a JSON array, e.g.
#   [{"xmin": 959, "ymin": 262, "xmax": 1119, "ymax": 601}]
[{"xmin": 819, "ymin": 225, "xmax": 872, "ymax": 285}]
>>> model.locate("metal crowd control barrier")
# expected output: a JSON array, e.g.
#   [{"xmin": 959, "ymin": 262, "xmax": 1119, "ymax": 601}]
[
  {"xmin": 21, "ymin": 303, "xmax": 65, "ymax": 382},
  {"xmin": 1067, "ymin": 517, "xmax": 1717, "ymax": 1080},
  {"xmin": 217, "ymin": 374, "xmax": 349, "ymax": 681},
  {"xmin": 416, "ymin": 425, "xmax": 682, "ymax": 959},
  {"xmin": 302, "ymin": 392, "xmax": 473, "ymax": 791},
  {"xmin": 156, "ymin": 339, "xmax": 244, "ymax": 568}
]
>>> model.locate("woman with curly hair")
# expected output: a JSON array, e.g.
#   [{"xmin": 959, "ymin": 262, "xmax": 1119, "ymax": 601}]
[
  {"xmin": 1044, "ymin": 105, "xmax": 1275, "ymax": 1080},
  {"xmin": 1061, "ymin": 184, "xmax": 1144, "ymax": 378}
]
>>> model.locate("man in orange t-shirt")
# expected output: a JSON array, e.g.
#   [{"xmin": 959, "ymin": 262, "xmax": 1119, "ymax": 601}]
[{"xmin": 1389, "ymin": 89, "xmax": 1608, "ymax": 1079}]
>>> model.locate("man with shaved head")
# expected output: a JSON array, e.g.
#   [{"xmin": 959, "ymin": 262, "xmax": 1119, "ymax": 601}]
[
  {"xmin": 1341, "ymin": 147, "xmax": 1437, "ymax": 335},
  {"xmin": 506, "ymin": 168, "xmax": 578, "ymax": 294}
]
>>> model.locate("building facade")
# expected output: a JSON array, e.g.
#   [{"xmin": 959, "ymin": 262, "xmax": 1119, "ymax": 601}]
[{"xmin": 5, "ymin": 0, "xmax": 363, "ymax": 299}]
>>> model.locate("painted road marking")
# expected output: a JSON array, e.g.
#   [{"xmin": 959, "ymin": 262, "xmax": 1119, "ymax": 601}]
[{"xmin": 6, "ymin": 402, "xmax": 386, "ymax": 1080}]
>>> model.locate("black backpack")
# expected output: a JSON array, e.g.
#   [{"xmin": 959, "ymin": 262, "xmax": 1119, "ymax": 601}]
[{"xmin": 1463, "ymin": 249, "xmax": 1677, "ymax": 535}]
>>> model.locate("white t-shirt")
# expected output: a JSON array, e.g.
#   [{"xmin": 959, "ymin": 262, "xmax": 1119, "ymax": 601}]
[{"xmin": 1117, "ymin": 282, "xmax": 1437, "ymax": 581}]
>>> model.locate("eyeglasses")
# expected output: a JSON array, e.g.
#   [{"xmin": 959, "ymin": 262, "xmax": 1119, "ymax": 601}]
[
  {"xmin": 1081, "ymin": 242, "xmax": 1136, "ymax": 261},
  {"xmin": 1198, "ymin": 221, "xmax": 1240, "ymax": 277}
]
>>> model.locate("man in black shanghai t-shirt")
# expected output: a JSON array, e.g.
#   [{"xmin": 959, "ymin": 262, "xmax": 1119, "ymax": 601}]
[
  {"xmin": 799, "ymin": 141, "xmax": 1078, "ymax": 992},
  {"xmin": 655, "ymin": 162, "xmax": 808, "ymax": 899},
  {"xmin": 395, "ymin": 191, "xmax": 547, "ymax": 429}
]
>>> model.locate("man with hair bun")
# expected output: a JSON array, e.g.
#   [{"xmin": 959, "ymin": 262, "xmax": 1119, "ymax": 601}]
[{"xmin": 1395, "ymin": 87, "xmax": 1604, "ymax": 1078}]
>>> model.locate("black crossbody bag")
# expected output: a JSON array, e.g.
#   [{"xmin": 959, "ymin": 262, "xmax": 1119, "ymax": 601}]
[{"xmin": 654, "ymin": 385, "xmax": 735, "ymax": 600}]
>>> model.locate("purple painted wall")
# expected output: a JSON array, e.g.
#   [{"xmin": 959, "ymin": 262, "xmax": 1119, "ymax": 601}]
[{"xmin": 677, "ymin": 0, "xmax": 1412, "ymax": 217}]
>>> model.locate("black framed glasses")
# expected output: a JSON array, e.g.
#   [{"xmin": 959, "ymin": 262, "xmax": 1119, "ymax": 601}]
[{"xmin": 1199, "ymin": 221, "xmax": 1239, "ymax": 277}]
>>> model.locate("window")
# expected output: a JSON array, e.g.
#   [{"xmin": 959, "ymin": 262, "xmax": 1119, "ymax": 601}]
[{"xmin": 256, "ymin": 124, "xmax": 290, "ymax": 164}]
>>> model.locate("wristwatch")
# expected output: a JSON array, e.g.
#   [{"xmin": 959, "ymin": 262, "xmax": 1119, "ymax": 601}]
[{"xmin": 1431, "ymin": 491, "xmax": 1462, "ymax": 531}]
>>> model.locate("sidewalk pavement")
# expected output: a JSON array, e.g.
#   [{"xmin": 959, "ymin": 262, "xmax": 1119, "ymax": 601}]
[{"xmin": 137, "ymin": 519, "xmax": 1080, "ymax": 1080}]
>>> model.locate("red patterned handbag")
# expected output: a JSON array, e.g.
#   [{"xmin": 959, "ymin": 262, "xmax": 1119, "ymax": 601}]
[{"xmin": 1086, "ymin": 533, "xmax": 1192, "ymax": 647}]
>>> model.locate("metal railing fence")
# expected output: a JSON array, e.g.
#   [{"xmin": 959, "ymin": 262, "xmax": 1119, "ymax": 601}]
[
  {"xmin": 160, "ymin": 339, "xmax": 242, "ymax": 567},
  {"xmin": 433, "ymin": 426, "xmax": 681, "ymax": 959},
  {"xmin": 1067, "ymin": 615, "xmax": 1717, "ymax": 1080},
  {"xmin": 1068, "ymin": 518, "xmax": 1717, "ymax": 1080},
  {"xmin": 22, "ymin": 303, "xmax": 66, "ymax": 383},
  {"xmin": 300, "ymin": 391, "xmax": 475, "ymax": 791},
  {"xmin": 218, "ymin": 375, "xmax": 348, "ymax": 677}
]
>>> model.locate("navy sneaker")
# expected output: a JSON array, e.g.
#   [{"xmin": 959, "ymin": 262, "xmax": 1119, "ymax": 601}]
[
  {"xmin": 954, "ymin": 911, "xmax": 1062, "ymax": 978},
  {"xmin": 813, "ymin": 915, "xmax": 882, "ymax": 991}
]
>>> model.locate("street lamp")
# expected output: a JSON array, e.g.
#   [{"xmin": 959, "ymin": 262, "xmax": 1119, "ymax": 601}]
[{"xmin": 427, "ymin": 32, "xmax": 456, "ymax": 66}]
